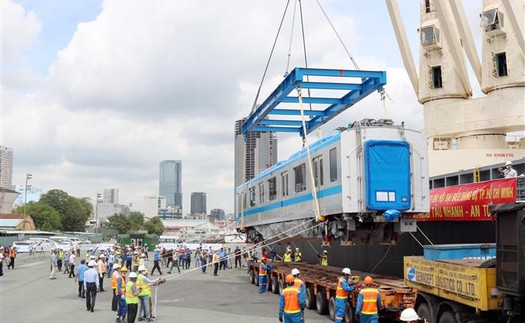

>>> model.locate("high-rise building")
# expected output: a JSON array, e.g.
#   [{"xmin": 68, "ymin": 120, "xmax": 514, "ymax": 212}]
[
  {"xmin": 190, "ymin": 192, "xmax": 207, "ymax": 215},
  {"xmin": 159, "ymin": 160, "xmax": 182, "ymax": 214},
  {"xmin": 234, "ymin": 119, "xmax": 278, "ymax": 189},
  {"xmin": 0, "ymin": 146, "xmax": 14, "ymax": 189},
  {"xmin": 103, "ymin": 188, "xmax": 119, "ymax": 204}
]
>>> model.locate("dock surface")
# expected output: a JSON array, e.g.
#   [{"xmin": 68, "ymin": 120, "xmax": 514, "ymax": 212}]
[{"xmin": 0, "ymin": 251, "xmax": 330, "ymax": 323}]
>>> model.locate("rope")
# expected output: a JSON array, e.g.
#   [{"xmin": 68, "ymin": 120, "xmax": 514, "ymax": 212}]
[
  {"xmin": 251, "ymin": 0, "xmax": 291, "ymax": 113},
  {"xmin": 416, "ymin": 224, "xmax": 434, "ymax": 246},
  {"xmin": 409, "ymin": 232, "xmax": 424, "ymax": 248},
  {"xmin": 285, "ymin": 0, "xmax": 299, "ymax": 76},
  {"xmin": 314, "ymin": 0, "xmax": 360, "ymax": 70},
  {"xmin": 297, "ymin": 88, "xmax": 322, "ymax": 222},
  {"xmin": 370, "ymin": 245, "xmax": 392, "ymax": 274}
]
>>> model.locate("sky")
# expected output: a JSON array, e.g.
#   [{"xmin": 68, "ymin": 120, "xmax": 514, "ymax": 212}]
[{"xmin": 1, "ymin": 0, "xmax": 484, "ymax": 214}]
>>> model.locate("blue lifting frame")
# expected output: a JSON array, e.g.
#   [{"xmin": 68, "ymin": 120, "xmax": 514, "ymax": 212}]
[{"xmin": 241, "ymin": 67, "xmax": 387, "ymax": 138}]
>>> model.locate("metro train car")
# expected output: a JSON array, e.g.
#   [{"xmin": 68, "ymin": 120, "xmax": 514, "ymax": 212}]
[{"xmin": 235, "ymin": 119, "xmax": 430, "ymax": 245}]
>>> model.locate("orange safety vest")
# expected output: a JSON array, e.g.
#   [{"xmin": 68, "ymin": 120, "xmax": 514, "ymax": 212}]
[
  {"xmin": 111, "ymin": 271, "xmax": 119, "ymax": 289},
  {"xmin": 116, "ymin": 276, "xmax": 126, "ymax": 295},
  {"xmin": 360, "ymin": 288, "xmax": 379, "ymax": 315},
  {"xmin": 99, "ymin": 260, "xmax": 106, "ymax": 273},
  {"xmin": 282, "ymin": 287, "xmax": 301, "ymax": 314},
  {"xmin": 9, "ymin": 248, "xmax": 16, "ymax": 258},
  {"xmin": 336, "ymin": 277, "xmax": 349, "ymax": 299},
  {"xmin": 259, "ymin": 266, "xmax": 267, "ymax": 276}
]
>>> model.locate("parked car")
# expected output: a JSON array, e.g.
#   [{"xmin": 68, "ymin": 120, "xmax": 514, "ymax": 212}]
[{"xmin": 12, "ymin": 241, "xmax": 35, "ymax": 253}]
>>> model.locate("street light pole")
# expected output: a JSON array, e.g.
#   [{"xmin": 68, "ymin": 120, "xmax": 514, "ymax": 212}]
[{"xmin": 24, "ymin": 173, "xmax": 32, "ymax": 215}]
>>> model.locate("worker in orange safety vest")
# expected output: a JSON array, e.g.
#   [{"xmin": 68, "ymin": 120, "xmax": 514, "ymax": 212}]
[
  {"xmin": 279, "ymin": 274, "xmax": 305, "ymax": 323},
  {"xmin": 356, "ymin": 276, "xmax": 382, "ymax": 323}
]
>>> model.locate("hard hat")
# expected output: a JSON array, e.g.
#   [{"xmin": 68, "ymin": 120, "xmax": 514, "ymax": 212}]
[
  {"xmin": 505, "ymin": 161, "xmax": 512, "ymax": 166},
  {"xmin": 129, "ymin": 272, "xmax": 138, "ymax": 279},
  {"xmin": 323, "ymin": 250, "xmax": 328, "ymax": 253},
  {"xmin": 342, "ymin": 268, "xmax": 351, "ymax": 275},
  {"xmin": 138, "ymin": 265, "xmax": 146, "ymax": 272},
  {"xmin": 112, "ymin": 264, "xmax": 120, "ymax": 270},
  {"xmin": 261, "ymin": 257, "xmax": 267, "ymax": 263},
  {"xmin": 141, "ymin": 253, "xmax": 146, "ymax": 257},
  {"xmin": 90, "ymin": 255, "xmax": 96, "ymax": 259},
  {"xmin": 99, "ymin": 254, "xmax": 106, "ymax": 258},
  {"xmin": 400, "ymin": 308, "xmax": 420, "ymax": 321},
  {"xmin": 285, "ymin": 274, "xmax": 295, "ymax": 283},
  {"xmin": 88, "ymin": 260, "xmax": 96, "ymax": 267},
  {"xmin": 291, "ymin": 268, "xmax": 300, "ymax": 276},
  {"xmin": 364, "ymin": 276, "xmax": 374, "ymax": 284},
  {"xmin": 121, "ymin": 267, "xmax": 128, "ymax": 272},
  {"xmin": 295, "ymin": 248, "xmax": 299, "ymax": 251}
]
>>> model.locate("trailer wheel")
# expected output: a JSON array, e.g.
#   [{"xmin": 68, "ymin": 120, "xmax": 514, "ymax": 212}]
[
  {"xmin": 316, "ymin": 291, "xmax": 328, "ymax": 315},
  {"xmin": 328, "ymin": 296, "xmax": 336, "ymax": 321},
  {"xmin": 266, "ymin": 275, "xmax": 272, "ymax": 292},
  {"xmin": 417, "ymin": 303, "xmax": 432, "ymax": 322},
  {"xmin": 272, "ymin": 276, "xmax": 280, "ymax": 294},
  {"xmin": 344, "ymin": 302, "xmax": 354, "ymax": 323},
  {"xmin": 249, "ymin": 269, "xmax": 255, "ymax": 284},
  {"xmin": 254, "ymin": 271, "xmax": 260, "ymax": 286},
  {"xmin": 305, "ymin": 287, "xmax": 316, "ymax": 309},
  {"xmin": 279, "ymin": 279, "xmax": 284, "ymax": 294},
  {"xmin": 438, "ymin": 311, "xmax": 457, "ymax": 323}
]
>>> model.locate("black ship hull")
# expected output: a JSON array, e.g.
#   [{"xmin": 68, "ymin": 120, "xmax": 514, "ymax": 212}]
[{"xmin": 272, "ymin": 221, "xmax": 496, "ymax": 278}]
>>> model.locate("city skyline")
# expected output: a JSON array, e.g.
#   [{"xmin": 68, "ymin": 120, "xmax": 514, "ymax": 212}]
[{"xmin": 4, "ymin": 1, "xmax": 487, "ymax": 213}]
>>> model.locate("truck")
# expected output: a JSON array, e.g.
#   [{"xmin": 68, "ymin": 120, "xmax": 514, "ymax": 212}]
[
  {"xmin": 249, "ymin": 261, "xmax": 417, "ymax": 322},
  {"xmin": 404, "ymin": 202, "xmax": 525, "ymax": 323}
]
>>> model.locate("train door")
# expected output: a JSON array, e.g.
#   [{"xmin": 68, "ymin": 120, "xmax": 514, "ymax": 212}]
[
  {"xmin": 281, "ymin": 171, "xmax": 289, "ymax": 217},
  {"xmin": 312, "ymin": 155, "xmax": 324, "ymax": 213}
]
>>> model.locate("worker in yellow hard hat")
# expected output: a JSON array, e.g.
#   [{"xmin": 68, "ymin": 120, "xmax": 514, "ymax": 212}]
[{"xmin": 356, "ymin": 276, "xmax": 381, "ymax": 323}]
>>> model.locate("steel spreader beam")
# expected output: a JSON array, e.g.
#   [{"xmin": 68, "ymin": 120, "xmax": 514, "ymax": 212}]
[{"xmin": 241, "ymin": 67, "xmax": 386, "ymax": 137}]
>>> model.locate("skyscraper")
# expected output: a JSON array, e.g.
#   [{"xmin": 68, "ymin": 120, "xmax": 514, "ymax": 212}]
[
  {"xmin": 0, "ymin": 146, "xmax": 14, "ymax": 189},
  {"xmin": 159, "ymin": 160, "xmax": 182, "ymax": 213},
  {"xmin": 190, "ymin": 192, "xmax": 207, "ymax": 215},
  {"xmin": 103, "ymin": 188, "xmax": 119, "ymax": 204},
  {"xmin": 234, "ymin": 119, "xmax": 278, "ymax": 189}
]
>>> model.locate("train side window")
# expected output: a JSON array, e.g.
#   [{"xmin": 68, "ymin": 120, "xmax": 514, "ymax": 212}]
[
  {"xmin": 329, "ymin": 148, "xmax": 337, "ymax": 182},
  {"xmin": 313, "ymin": 156, "xmax": 324, "ymax": 187},
  {"xmin": 294, "ymin": 163, "xmax": 306, "ymax": 193},
  {"xmin": 249, "ymin": 187, "xmax": 256, "ymax": 206},
  {"xmin": 268, "ymin": 177, "xmax": 277, "ymax": 201},
  {"xmin": 259, "ymin": 182, "xmax": 265, "ymax": 204},
  {"xmin": 281, "ymin": 171, "xmax": 289, "ymax": 197}
]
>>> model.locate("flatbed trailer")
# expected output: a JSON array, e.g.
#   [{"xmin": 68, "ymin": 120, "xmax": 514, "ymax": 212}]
[{"xmin": 249, "ymin": 262, "xmax": 416, "ymax": 322}]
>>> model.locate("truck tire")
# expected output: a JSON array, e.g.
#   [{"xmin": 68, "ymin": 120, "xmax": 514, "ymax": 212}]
[
  {"xmin": 266, "ymin": 275, "xmax": 272, "ymax": 292},
  {"xmin": 249, "ymin": 269, "xmax": 255, "ymax": 284},
  {"xmin": 344, "ymin": 303, "xmax": 354, "ymax": 323},
  {"xmin": 306, "ymin": 287, "xmax": 316, "ymax": 309},
  {"xmin": 328, "ymin": 296, "xmax": 336, "ymax": 321},
  {"xmin": 279, "ymin": 280, "xmax": 284, "ymax": 294},
  {"xmin": 439, "ymin": 311, "xmax": 457, "ymax": 323},
  {"xmin": 255, "ymin": 271, "xmax": 260, "ymax": 286},
  {"xmin": 316, "ymin": 291, "xmax": 328, "ymax": 315},
  {"xmin": 417, "ymin": 303, "xmax": 432, "ymax": 322},
  {"xmin": 272, "ymin": 276, "xmax": 280, "ymax": 294}
]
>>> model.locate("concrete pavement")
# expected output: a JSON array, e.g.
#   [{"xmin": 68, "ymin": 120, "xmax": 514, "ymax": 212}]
[{"xmin": 0, "ymin": 251, "xmax": 331, "ymax": 323}]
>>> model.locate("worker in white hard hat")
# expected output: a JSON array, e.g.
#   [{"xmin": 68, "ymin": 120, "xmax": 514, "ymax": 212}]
[
  {"xmin": 84, "ymin": 260, "xmax": 100, "ymax": 312},
  {"xmin": 291, "ymin": 268, "xmax": 306, "ymax": 321},
  {"xmin": 137, "ymin": 265, "xmax": 165, "ymax": 322},
  {"xmin": 126, "ymin": 272, "xmax": 140, "ymax": 323},
  {"xmin": 111, "ymin": 263, "xmax": 121, "ymax": 312},
  {"xmin": 97, "ymin": 254, "xmax": 107, "ymax": 292},
  {"xmin": 498, "ymin": 160, "xmax": 518, "ymax": 178},
  {"xmin": 334, "ymin": 268, "xmax": 355, "ymax": 323},
  {"xmin": 400, "ymin": 307, "xmax": 423, "ymax": 322}
]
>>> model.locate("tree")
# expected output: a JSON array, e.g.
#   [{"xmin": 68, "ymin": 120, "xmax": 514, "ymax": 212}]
[
  {"xmin": 129, "ymin": 212, "xmax": 144, "ymax": 231},
  {"xmin": 13, "ymin": 201, "xmax": 61, "ymax": 231},
  {"xmin": 143, "ymin": 217, "xmax": 164, "ymax": 235},
  {"xmin": 40, "ymin": 189, "xmax": 92, "ymax": 231},
  {"xmin": 105, "ymin": 214, "xmax": 131, "ymax": 234}
]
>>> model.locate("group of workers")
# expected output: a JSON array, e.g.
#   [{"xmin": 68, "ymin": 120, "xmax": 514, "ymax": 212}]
[
  {"xmin": 0, "ymin": 246, "xmax": 17, "ymax": 276},
  {"xmin": 249, "ymin": 246, "xmax": 424, "ymax": 323}
]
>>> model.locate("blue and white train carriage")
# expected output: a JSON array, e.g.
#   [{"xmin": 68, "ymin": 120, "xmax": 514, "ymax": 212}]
[{"xmin": 235, "ymin": 119, "xmax": 430, "ymax": 244}]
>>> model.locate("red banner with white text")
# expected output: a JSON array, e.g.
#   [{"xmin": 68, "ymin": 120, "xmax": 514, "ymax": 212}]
[{"xmin": 415, "ymin": 178, "xmax": 517, "ymax": 221}]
